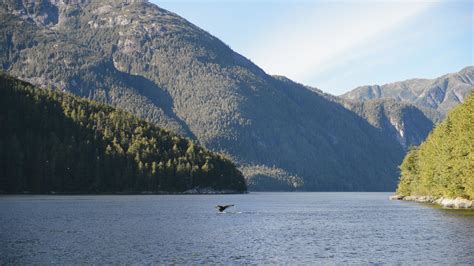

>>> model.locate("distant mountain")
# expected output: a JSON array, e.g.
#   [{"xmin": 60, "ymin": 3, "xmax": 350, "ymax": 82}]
[
  {"xmin": 307, "ymin": 86, "xmax": 433, "ymax": 149},
  {"xmin": 340, "ymin": 99, "xmax": 434, "ymax": 149},
  {"xmin": 396, "ymin": 92, "xmax": 474, "ymax": 199},
  {"xmin": 0, "ymin": 0, "xmax": 405, "ymax": 191},
  {"xmin": 342, "ymin": 67, "xmax": 474, "ymax": 120},
  {"xmin": 0, "ymin": 74, "xmax": 246, "ymax": 193}
]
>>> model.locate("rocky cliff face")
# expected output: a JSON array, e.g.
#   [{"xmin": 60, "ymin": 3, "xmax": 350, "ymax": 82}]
[
  {"xmin": 340, "ymin": 99, "xmax": 434, "ymax": 149},
  {"xmin": 1, "ymin": 0, "xmax": 405, "ymax": 191},
  {"xmin": 1, "ymin": 0, "xmax": 60, "ymax": 26},
  {"xmin": 342, "ymin": 67, "xmax": 474, "ymax": 120},
  {"xmin": 306, "ymin": 85, "xmax": 434, "ymax": 149}
]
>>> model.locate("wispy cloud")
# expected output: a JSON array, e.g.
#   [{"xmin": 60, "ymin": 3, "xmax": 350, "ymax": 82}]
[
  {"xmin": 155, "ymin": 0, "xmax": 470, "ymax": 94},
  {"xmin": 248, "ymin": 2, "xmax": 436, "ymax": 83}
]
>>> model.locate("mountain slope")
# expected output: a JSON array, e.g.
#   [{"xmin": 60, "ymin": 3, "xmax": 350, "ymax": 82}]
[
  {"xmin": 340, "ymin": 99, "xmax": 434, "ymax": 149},
  {"xmin": 396, "ymin": 93, "xmax": 474, "ymax": 199},
  {"xmin": 307, "ymin": 86, "xmax": 433, "ymax": 149},
  {"xmin": 0, "ymin": 0, "xmax": 405, "ymax": 191},
  {"xmin": 0, "ymin": 73, "xmax": 246, "ymax": 193},
  {"xmin": 342, "ymin": 67, "xmax": 474, "ymax": 120}
]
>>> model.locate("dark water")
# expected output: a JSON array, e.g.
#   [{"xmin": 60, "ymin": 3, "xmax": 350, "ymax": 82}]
[{"xmin": 1, "ymin": 193, "xmax": 473, "ymax": 264}]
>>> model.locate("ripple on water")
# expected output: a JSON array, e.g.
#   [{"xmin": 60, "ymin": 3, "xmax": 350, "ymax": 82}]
[{"xmin": 0, "ymin": 193, "xmax": 473, "ymax": 264}]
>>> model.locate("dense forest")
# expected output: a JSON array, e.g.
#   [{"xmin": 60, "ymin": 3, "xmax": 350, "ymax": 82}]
[
  {"xmin": 0, "ymin": 74, "xmax": 246, "ymax": 193},
  {"xmin": 0, "ymin": 1, "xmax": 405, "ymax": 191},
  {"xmin": 396, "ymin": 93, "xmax": 474, "ymax": 199}
]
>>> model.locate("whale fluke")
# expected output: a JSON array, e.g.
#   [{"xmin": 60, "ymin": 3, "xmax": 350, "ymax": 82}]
[{"xmin": 215, "ymin": 204, "xmax": 234, "ymax": 212}]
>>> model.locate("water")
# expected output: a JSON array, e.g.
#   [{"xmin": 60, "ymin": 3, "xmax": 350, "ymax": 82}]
[{"xmin": 1, "ymin": 192, "xmax": 473, "ymax": 264}]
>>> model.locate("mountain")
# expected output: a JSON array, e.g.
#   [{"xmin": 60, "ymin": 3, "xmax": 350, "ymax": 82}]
[
  {"xmin": 0, "ymin": 73, "xmax": 246, "ymax": 193},
  {"xmin": 336, "ymin": 67, "xmax": 474, "ymax": 148},
  {"xmin": 306, "ymin": 86, "xmax": 434, "ymax": 149},
  {"xmin": 342, "ymin": 67, "xmax": 474, "ymax": 121},
  {"xmin": 0, "ymin": 0, "xmax": 405, "ymax": 191},
  {"xmin": 339, "ymin": 99, "xmax": 434, "ymax": 149},
  {"xmin": 396, "ymin": 92, "xmax": 474, "ymax": 199}
]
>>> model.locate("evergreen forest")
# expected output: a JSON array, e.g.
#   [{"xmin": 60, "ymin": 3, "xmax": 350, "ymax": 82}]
[
  {"xmin": 396, "ymin": 93, "xmax": 474, "ymax": 199},
  {"xmin": 0, "ymin": 74, "xmax": 247, "ymax": 193}
]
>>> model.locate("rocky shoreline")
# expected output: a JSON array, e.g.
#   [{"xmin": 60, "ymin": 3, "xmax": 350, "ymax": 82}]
[
  {"xmin": 0, "ymin": 188, "xmax": 247, "ymax": 195},
  {"xmin": 390, "ymin": 195, "xmax": 474, "ymax": 209}
]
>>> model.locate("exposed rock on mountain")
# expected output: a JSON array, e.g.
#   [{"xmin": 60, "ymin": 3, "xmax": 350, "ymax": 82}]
[
  {"xmin": 306, "ymin": 85, "xmax": 434, "ymax": 149},
  {"xmin": 340, "ymin": 99, "xmax": 434, "ymax": 149},
  {"xmin": 0, "ymin": 0, "xmax": 405, "ymax": 191},
  {"xmin": 342, "ymin": 67, "xmax": 474, "ymax": 120}
]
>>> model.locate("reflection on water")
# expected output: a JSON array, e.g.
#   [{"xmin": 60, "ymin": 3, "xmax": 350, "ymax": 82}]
[{"xmin": 1, "ymin": 193, "xmax": 473, "ymax": 264}]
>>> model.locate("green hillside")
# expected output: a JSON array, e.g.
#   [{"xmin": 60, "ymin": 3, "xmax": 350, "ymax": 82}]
[
  {"xmin": 0, "ymin": 74, "xmax": 246, "ymax": 193},
  {"xmin": 396, "ymin": 93, "xmax": 474, "ymax": 199},
  {"xmin": 0, "ymin": 0, "xmax": 405, "ymax": 191}
]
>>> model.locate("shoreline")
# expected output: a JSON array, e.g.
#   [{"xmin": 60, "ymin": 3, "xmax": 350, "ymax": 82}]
[
  {"xmin": 390, "ymin": 195, "xmax": 474, "ymax": 209},
  {"xmin": 0, "ymin": 189, "xmax": 248, "ymax": 196}
]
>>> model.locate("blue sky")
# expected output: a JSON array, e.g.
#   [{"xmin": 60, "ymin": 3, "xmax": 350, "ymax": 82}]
[{"xmin": 152, "ymin": 0, "xmax": 473, "ymax": 95}]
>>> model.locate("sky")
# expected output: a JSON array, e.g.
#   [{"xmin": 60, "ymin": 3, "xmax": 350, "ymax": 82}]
[{"xmin": 152, "ymin": 0, "xmax": 473, "ymax": 95}]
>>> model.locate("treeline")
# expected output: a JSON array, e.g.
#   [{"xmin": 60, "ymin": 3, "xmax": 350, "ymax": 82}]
[
  {"xmin": 2, "ymin": 1, "xmax": 407, "ymax": 191},
  {"xmin": 396, "ymin": 93, "xmax": 474, "ymax": 199},
  {"xmin": 0, "ymin": 74, "xmax": 246, "ymax": 193}
]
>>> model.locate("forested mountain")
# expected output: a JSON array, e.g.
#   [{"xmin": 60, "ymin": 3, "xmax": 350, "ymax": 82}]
[
  {"xmin": 0, "ymin": 74, "xmax": 246, "ymax": 193},
  {"xmin": 323, "ymin": 68, "xmax": 473, "ymax": 148},
  {"xmin": 308, "ymin": 87, "xmax": 434, "ymax": 149},
  {"xmin": 0, "ymin": 0, "xmax": 405, "ymax": 191},
  {"xmin": 340, "ymin": 99, "xmax": 434, "ymax": 149},
  {"xmin": 342, "ymin": 67, "xmax": 474, "ymax": 121},
  {"xmin": 396, "ymin": 93, "xmax": 474, "ymax": 199}
]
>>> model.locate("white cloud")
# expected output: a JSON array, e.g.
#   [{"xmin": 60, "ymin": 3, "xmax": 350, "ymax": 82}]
[{"xmin": 247, "ymin": 2, "xmax": 436, "ymax": 83}]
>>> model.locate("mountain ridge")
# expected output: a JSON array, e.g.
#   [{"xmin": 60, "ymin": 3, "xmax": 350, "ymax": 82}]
[
  {"xmin": 304, "ymin": 83, "xmax": 434, "ymax": 149},
  {"xmin": 1, "ymin": 0, "xmax": 407, "ymax": 191},
  {"xmin": 342, "ymin": 66, "xmax": 474, "ymax": 120}
]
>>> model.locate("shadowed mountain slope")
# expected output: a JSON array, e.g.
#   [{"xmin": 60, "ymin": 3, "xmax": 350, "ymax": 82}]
[
  {"xmin": 306, "ymin": 85, "xmax": 434, "ymax": 149},
  {"xmin": 342, "ymin": 67, "xmax": 474, "ymax": 121},
  {"xmin": 1, "ymin": 0, "xmax": 405, "ymax": 191}
]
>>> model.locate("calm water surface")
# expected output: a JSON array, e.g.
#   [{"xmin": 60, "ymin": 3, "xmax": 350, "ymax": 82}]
[{"xmin": 1, "ymin": 192, "xmax": 473, "ymax": 264}]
